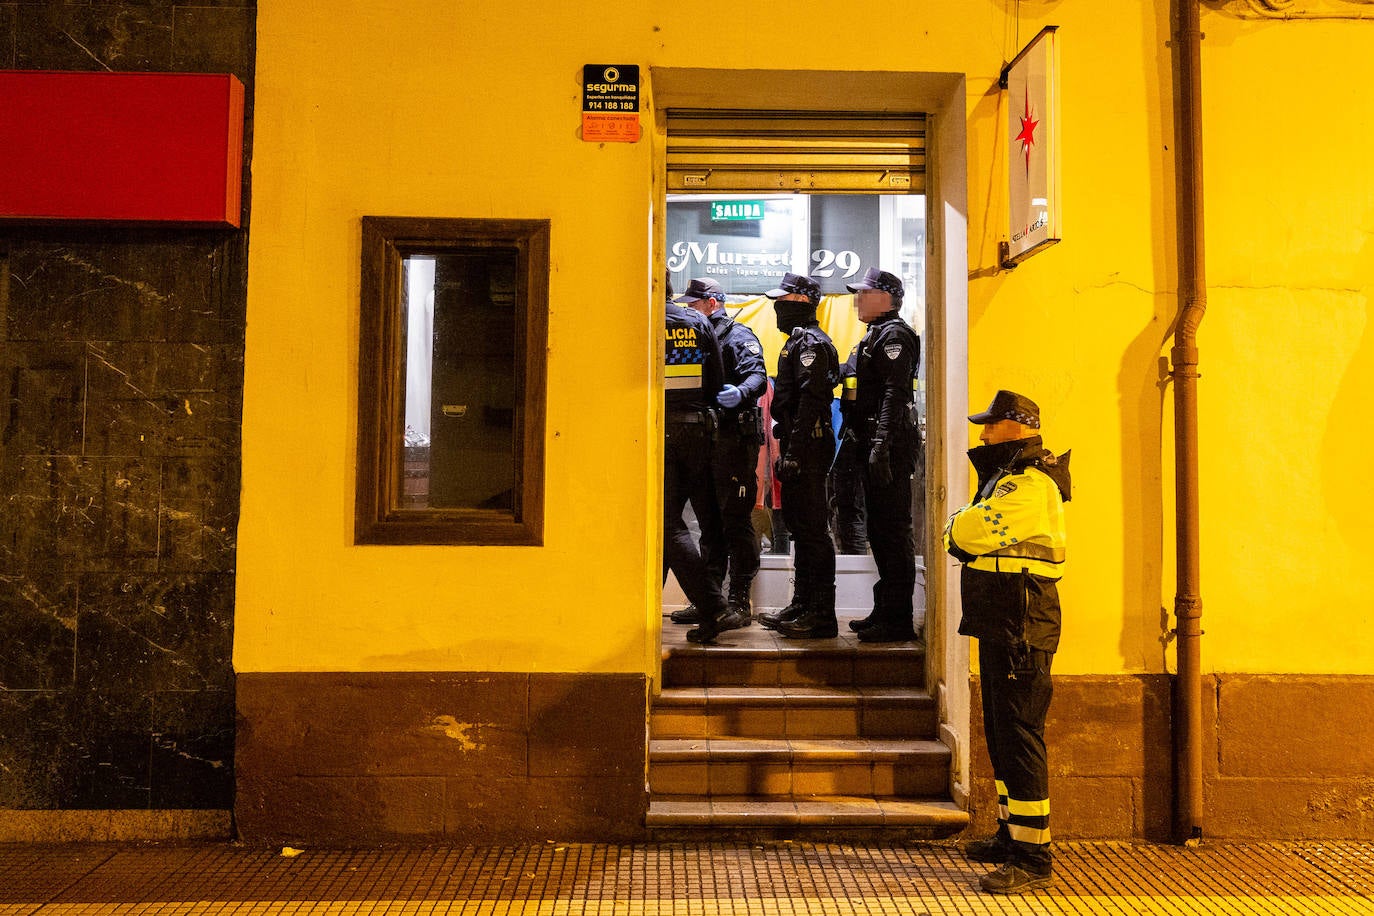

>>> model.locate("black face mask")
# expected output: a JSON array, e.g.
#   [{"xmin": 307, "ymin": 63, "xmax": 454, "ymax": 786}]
[{"xmin": 774, "ymin": 301, "xmax": 816, "ymax": 334}]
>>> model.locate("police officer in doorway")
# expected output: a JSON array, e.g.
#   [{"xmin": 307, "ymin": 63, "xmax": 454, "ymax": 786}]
[
  {"xmin": 757, "ymin": 273, "xmax": 840, "ymax": 639},
  {"xmin": 845, "ymin": 267, "xmax": 922, "ymax": 643},
  {"xmin": 673, "ymin": 278, "xmax": 768, "ymax": 624},
  {"xmin": 663, "ymin": 297, "xmax": 739, "ymax": 644},
  {"xmin": 947, "ymin": 390, "xmax": 1070, "ymax": 894}
]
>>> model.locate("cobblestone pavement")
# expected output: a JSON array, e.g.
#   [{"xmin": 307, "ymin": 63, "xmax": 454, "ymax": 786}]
[{"xmin": 2, "ymin": 841, "xmax": 1372, "ymax": 915}]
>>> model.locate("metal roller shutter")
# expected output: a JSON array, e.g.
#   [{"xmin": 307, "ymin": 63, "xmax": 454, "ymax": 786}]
[{"xmin": 666, "ymin": 109, "xmax": 927, "ymax": 194}]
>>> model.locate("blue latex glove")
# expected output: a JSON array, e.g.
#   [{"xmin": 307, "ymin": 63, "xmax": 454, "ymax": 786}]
[{"xmin": 717, "ymin": 385, "xmax": 743, "ymax": 409}]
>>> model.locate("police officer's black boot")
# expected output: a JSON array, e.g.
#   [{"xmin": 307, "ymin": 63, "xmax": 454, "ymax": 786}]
[
  {"xmin": 716, "ymin": 585, "xmax": 752, "ymax": 631},
  {"xmin": 670, "ymin": 604, "xmax": 702, "ymax": 625},
  {"xmin": 849, "ymin": 586, "xmax": 885, "ymax": 631},
  {"xmin": 758, "ymin": 578, "xmax": 806, "ymax": 630},
  {"xmin": 685, "ymin": 599, "xmax": 727, "ymax": 644},
  {"xmin": 848, "ymin": 611, "xmax": 879, "ymax": 633},
  {"xmin": 855, "ymin": 614, "xmax": 920, "ymax": 643},
  {"xmin": 775, "ymin": 586, "xmax": 838, "ymax": 640}
]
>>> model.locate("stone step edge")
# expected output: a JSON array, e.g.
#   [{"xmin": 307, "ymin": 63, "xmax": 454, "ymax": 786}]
[
  {"xmin": 654, "ymin": 686, "xmax": 933, "ymax": 708},
  {"xmin": 650, "ymin": 738, "xmax": 951, "ymax": 763},
  {"xmin": 647, "ymin": 796, "xmax": 969, "ymax": 828}
]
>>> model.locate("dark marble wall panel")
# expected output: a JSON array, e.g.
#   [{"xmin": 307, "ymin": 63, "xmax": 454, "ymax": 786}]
[
  {"xmin": 0, "ymin": 6, "xmax": 15, "ymax": 69},
  {"xmin": 0, "ymin": 691, "xmax": 77, "ymax": 807},
  {"xmin": 6, "ymin": 236, "xmax": 241, "ymax": 344},
  {"xmin": 151, "ymin": 688, "xmax": 234, "ymax": 808},
  {"xmin": 0, "ymin": 4, "xmax": 254, "ymax": 814},
  {"xmin": 159, "ymin": 458, "xmax": 239, "ymax": 572},
  {"xmin": 172, "ymin": 5, "xmax": 253, "ymax": 79},
  {"xmin": 0, "ymin": 689, "xmax": 157, "ymax": 809},
  {"xmin": 75, "ymin": 573, "xmax": 234, "ymax": 693},
  {"xmin": 0, "ymin": 342, "xmax": 87, "ymax": 462},
  {"xmin": 14, "ymin": 4, "xmax": 172, "ymax": 71},
  {"xmin": 0, "ymin": 576, "xmax": 76, "ymax": 691},
  {"xmin": 69, "ymin": 690, "xmax": 156, "ymax": 808}
]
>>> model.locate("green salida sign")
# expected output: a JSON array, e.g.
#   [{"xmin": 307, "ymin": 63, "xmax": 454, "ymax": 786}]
[{"xmin": 710, "ymin": 200, "xmax": 765, "ymax": 221}]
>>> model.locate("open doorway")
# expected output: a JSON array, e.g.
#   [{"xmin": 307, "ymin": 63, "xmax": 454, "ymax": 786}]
[
  {"xmin": 658, "ymin": 107, "xmax": 930, "ymax": 625},
  {"xmin": 661, "ymin": 189, "xmax": 928, "ymax": 619},
  {"xmin": 647, "ymin": 72, "xmax": 972, "ymax": 826}
]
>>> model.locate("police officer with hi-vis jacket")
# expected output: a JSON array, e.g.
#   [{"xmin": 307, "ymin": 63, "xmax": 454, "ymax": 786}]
[
  {"xmin": 672, "ymin": 278, "xmax": 769, "ymax": 624},
  {"xmin": 945, "ymin": 389, "xmax": 1071, "ymax": 895},
  {"xmin": 663, "ymin": 298, "xmax": 739, "ymax": 644},
  {"xmin": 845, "ymin": 267, "xmax": 922, "ymax": 643},
  {"xmin": 757, "ymin": 273, "xmax": 840, "ymax": 640}
]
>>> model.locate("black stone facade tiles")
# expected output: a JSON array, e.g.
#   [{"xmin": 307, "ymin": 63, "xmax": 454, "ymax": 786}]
[
  {"xmin": 0, "ymin": 4, "xmax": 254, "ymax": 812},
  {"xmin": 14, "ymin": 4, "xmax": 173, "ymax": 72},
  {"xmin": 0, "ymin": 6, "xmax": 15, "ymax": 69}
]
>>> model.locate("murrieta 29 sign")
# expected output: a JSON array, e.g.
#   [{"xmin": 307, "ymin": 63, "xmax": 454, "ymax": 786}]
[{"xmin": 711, "ymin": 200, "xmax": 764, "ymax": 221}]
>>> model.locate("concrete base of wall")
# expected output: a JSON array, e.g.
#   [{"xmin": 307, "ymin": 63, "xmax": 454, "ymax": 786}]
[
  {"xmin": 0, "ymin": 809, "xmax": 231, "ymax": 843},
  {"xmin": 968, "ymin": 673, "xmax": 1374, "ymax": 841},
  {"xmin": 235, "ymin": 672, "xmax": 649, "ymax": 845}
]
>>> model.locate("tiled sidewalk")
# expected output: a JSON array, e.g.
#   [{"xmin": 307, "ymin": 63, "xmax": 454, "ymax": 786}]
[{"xmin": 2, "ymin": 841, "xmax": 1372, "ymax": 915}]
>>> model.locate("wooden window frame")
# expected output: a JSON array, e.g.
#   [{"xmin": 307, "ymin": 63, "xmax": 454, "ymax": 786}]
[{"xmin": 355, "ymin": 216, "xmax": 548, "ymax": 545}]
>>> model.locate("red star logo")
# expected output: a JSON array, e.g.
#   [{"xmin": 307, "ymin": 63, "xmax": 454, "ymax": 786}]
[{"xmin": 1015, "ymin": 89, "xmax": 1039, "ymax": 176}]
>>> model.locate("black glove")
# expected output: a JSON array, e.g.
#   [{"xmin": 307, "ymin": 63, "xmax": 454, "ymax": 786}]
[
  {"xmin": 775, "ymin": 453, "xmax": 800, "ymax": 482},
  {"xmin": 867, "ymin": 438, "xmax": 892, "ymax": 487}
]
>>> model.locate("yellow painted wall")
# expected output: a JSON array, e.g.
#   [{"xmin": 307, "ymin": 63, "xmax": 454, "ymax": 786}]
[
  {"xmin": 239, "ymin": 1, "xmax": 1374, "ymax": 677},
  {"xmin": 1196, "ymin": 15, "xmax": 1374, "ymax": 673}
]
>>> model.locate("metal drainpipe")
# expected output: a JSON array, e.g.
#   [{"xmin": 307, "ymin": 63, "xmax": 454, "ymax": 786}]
[{"xmin": 1172, "ymin": 0, "xmax": 1206, "ymax": 844}]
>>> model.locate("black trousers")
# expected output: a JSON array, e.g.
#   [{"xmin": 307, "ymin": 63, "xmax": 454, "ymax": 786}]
[
  {"xmin": 695, "ymin": 431, "xmax": 761, "ymax": 598},
  {"xmin": 860, "ymin": 445, "xmax": 916, "ymax": 624},
  {"xmin": 979, "ymin": 638, "xmax": 1054, "ymax": 872},
  {"xmin": 663, "ymin": 420, "xmax": 724, "ymax": 615},
  {"xmin": 781, "ymin": 467, "xmax": 834, "ymax": 595},
  {"xmin": 829, "ymin": 443, "xmax": 867, "ymax": 554}
]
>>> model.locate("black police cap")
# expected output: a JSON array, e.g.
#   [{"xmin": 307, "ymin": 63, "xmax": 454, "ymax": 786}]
[
  {"xmin": 764, "ymin": 272, "xmax": 821, "ymax": 305},
  {"xmin": 846, "ymin": 267, "xmax": 904, "ymax": 299},
  {"xmin": 672, "ymin": 277, "xmax": 725, "ymax": 303},
  {"xmin": 968, "ymin": 390, "xmax": 1041, "ymax": 429}
]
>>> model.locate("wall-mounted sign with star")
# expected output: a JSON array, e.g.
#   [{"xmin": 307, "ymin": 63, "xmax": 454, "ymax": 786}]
[{"xmin": 999, "ymin": 27, "xmax": 1061, "ymax": 268}]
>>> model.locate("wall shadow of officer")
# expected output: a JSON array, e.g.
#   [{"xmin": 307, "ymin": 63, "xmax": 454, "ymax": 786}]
[
  {"xmin": 756, "ymin": 273, "xmax": 840, "ymax": 640},
  {"xmin": 845, "ymin": 267, "xmax": 923, "ymax": 643}
]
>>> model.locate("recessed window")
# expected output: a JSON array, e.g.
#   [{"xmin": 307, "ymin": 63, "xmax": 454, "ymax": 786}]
[{"xmin": 356, "ymin": 217, "xmax": 548, "ymax": 545}]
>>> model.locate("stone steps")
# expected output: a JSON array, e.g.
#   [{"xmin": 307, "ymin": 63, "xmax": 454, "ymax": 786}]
[
  {"xmin": 646, "ymin": 795, "xmax": 968, "ymax": 836},
  {"xmin": 651, "ymin": 686, "xmax": 937, "ymax": 739},
  {"xmin": 650, "ymin": 611, "xmax": 967, "ymax": 838},
  {"xmin": 650, "ymin": 736, "xmax": 950, "ymax": 797}
]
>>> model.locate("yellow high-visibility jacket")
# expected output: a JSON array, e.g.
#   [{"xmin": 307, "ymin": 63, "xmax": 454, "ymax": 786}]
[
  {"xmin": 945, "ymin": 443, "xmax": 1070, "ymax": 652},
  {"xmin": 944, "ymin": 464, "xmax": 1067, "ymax": 580}
]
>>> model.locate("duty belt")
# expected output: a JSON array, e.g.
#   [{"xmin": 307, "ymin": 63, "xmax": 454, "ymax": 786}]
[{"xmin": 667, "ymin": 408, "xmax": 720, "ymax": 432}]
